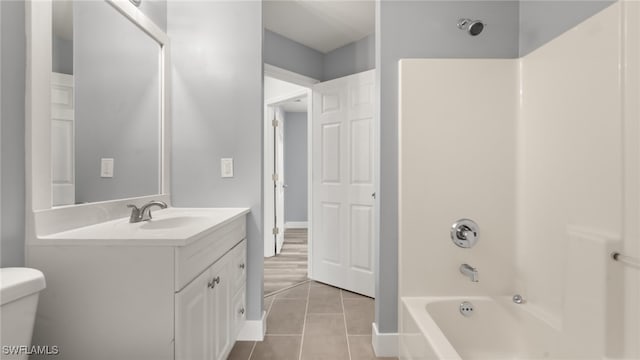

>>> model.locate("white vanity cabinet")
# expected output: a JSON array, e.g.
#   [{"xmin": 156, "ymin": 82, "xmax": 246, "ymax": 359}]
[
  {"xmin": 176, "ymin": 239, "xmax": 246, "ymax": 360},
  {"xmin": 28, "ymin": 208, "xmax": 249, "ymax": 360}
]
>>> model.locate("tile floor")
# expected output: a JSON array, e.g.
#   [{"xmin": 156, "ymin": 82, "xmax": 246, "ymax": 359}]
[{"xmin": 228, "ymin": 281, "xmax": 397, "ymax": 360}]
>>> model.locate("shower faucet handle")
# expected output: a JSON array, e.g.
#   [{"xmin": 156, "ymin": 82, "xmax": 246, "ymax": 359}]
[
  {"xmin": 459, "ymin": 226, "xmax": 476, "ymax": 243},
  {"xmin": 450, "ymin": 219, "xmax": 480, "ymax": 248}
]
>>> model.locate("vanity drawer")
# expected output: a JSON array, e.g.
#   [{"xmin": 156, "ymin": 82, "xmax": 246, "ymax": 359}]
[{"xmin": 175, "ymin": 217, "xmax": 246, "ymax": 291}]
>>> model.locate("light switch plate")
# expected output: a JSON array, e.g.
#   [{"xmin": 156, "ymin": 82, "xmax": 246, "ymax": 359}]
[
  {"xmin": 101, "ymin": 158, "xmax": 114, "ymax": 178},
  {"xmin": 221, "ymin": 158, "xmax": 233, "ymax": 178}
]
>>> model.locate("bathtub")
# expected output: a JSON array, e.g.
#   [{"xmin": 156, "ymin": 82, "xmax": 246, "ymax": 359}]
[{"xmin": 400, "ymin": 297, "xmax": 569, "ymax": 360}]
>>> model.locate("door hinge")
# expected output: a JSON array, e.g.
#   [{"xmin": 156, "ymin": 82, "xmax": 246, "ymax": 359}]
[
  {"xmin": 272, "ymin": 227, "xmax": 279, "ymax": 235},
  {"xmin": 272, "ymin": 173, "xmax": 279, "ymax": 182},
  {"xmin": 272, "ymin": 119, "xmax": 279, "ymax": 127}
]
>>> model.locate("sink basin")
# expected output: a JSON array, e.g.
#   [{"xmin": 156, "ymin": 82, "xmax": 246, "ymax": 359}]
[{"xmin": 139, "ymin": 216, "xmax": 210, "ymax": 230}]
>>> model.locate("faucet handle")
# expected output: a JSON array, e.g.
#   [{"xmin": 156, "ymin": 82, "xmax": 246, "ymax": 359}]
[
  {"xmin": 461, "ymin": 226, "xmax": 477, "ymax": 242},
  {"xmin": 127, "ymin": 204, "xmax": 141, "ymax": 223},
  {"xmin": 451, "ymin": 219, "xmax": 480, "ymax": 248}
]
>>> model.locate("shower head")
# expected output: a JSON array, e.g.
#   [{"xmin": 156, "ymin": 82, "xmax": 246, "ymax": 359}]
[{"xmin": 457, "ymin": 18, "xmax": 485, "ymax": 36}]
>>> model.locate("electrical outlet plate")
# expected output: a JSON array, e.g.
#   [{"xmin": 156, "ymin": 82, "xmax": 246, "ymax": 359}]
[
  {"xmin": 101, "ymin": 158, "xmax": 114, "ymax": 178},
  {"xmin": 221, "ymin": 158, "xmax": 233, "ymax": 178}
]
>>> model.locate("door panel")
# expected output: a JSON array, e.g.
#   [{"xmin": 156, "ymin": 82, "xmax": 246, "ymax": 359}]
[
  {"xmin": 320, "ymin": 202, "xmax": 342, "ymax": 265},
  {"xmin": 350, "ymin": 205, "xmax": 374, "ymax": 272},
  {"xmin": 312, "ymin": 70, "xmax": 376, "ymax": 297},
  {"xmin": 351, "ymin": 118, "xmax": 373, "ymax": 184},
  {"xmin": 321, "ymin": 123, "xmax": 342, "ymax": 183}
]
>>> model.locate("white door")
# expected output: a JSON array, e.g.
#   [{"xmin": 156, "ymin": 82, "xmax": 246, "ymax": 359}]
[
  {"xmin": 312, "ymin": 70, "xmax": 376, "ymax": 297},
  {"xmin": 274, "ymin": 107, "xmax": 286, "ymax": 254},
  {"xmin": 51, "ymin": 72, "xmax": 75, "ymax": 206},
  {"xmin": 175, "ymin": 269, "xmax": 210, "ymax": 360}
]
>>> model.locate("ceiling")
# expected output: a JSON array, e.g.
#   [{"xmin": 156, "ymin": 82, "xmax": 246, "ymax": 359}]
[
  {"xmin": 263, "ymin": 0, "xmax": 375, "ymax": 54},
  {"xmin": 279, "ymin": 97, "xmax": 308, "ymax": 113}
]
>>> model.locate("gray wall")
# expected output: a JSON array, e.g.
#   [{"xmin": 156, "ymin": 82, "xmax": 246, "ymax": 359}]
[
  {"xmin": 265, "ymin": 30, "xmax": 375, "ymax": 81},
  {"xmin": 1, "ymin": 1, "xmax": 25, "ymax": 267},
  {"xmin": 284, "ymin": 112, "xmax": 307, "ymax": 223},
  {"xmin": 168, "ymin": 1, "xmax": 263, "ymax": 321},
  {"xmin": 74, "ymin": 1, "xmax": 161, "ymax": 203},
  {"xmin": 323, "ymin": 35, "xmax": 375, "ymax": 81},
  {"xmin": 519, "ymin": 1, "xmax": 615, "ymax": 56},
  {"xmin": 264, "ymin": 29, "xmax": 324, "ymax": 81},
  {"xmin": 53, "ymin": 36, "xmax": 73, "ymax": 75}
]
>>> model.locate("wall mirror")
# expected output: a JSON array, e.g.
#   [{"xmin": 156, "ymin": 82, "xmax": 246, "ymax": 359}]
[{"xmin": 50, "ymin": 0, "xmax": 167, "ymax": 206}]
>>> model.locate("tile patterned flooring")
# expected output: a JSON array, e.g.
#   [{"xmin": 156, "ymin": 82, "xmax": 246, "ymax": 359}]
[{"xmin": 228, "ymin": 281, "xmax": 397, "ymax": 360}]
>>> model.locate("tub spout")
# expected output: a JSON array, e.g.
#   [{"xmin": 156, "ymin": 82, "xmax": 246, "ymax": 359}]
[{"xmin": 460, "ymin": 264, "xmax": 478, "ymax": 282}]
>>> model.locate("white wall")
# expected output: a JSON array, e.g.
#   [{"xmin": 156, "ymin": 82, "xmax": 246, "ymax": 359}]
[
  {"xmin": 519, "ymin": 0, "xmax": 622, "ymax": 328},
  {"xmin": 519, "ymin": 2, "xmax": 634, "ymax": 357},
  {"xmin": 399, "ymin": 59, "xmax": 518, "ymax": 298}
]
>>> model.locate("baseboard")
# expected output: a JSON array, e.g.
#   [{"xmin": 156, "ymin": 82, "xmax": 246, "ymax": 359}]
[
  {"xmin": 284, "ymin": 221, "xmax": 308, "ymax": 229},
  {"xmin": 237, "ymin": 311, "xmax": 266, "ymax": 341},
  {"xmin": 372, "ymin": 323, "xmax": 398, "ymax": 357}
]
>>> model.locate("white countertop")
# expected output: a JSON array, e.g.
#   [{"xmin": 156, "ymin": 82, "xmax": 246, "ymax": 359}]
[{"xmin": 33, "ymin": 207, "xmax": 250, "ymax": 246}]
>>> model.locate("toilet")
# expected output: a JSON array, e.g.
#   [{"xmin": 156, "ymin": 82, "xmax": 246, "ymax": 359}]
[{"xmin": 0, "ymin": 268, "xmax": 46, "ymax": 360}]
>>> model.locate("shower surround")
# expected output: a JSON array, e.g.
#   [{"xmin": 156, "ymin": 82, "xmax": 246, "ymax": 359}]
[{"xmin": 398, "ymin": 1, "xmax": 639, "ymax": 359}]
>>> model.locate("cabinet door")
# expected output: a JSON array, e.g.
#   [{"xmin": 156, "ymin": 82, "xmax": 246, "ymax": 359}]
[
  {"xmin": 176, "ymin": 269, "xmax": 211, "ymax": 360},
  {"xmin": 230, "ymin": 240, "xmax": 247, "ymax": 295},
  {"xmin": 210, "ymin": 259, "xmax": 232, "ymax": 360}
]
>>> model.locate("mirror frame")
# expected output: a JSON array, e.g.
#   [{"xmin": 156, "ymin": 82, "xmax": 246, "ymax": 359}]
[{"xmin": 26, "ymin": 0, "xmax": 171, "ymax": 212}]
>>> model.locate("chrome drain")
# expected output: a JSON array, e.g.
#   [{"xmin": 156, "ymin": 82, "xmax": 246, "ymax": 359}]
[{"xmin": 459, "ymin": 301, "xmax": 474, "ymax": 317}]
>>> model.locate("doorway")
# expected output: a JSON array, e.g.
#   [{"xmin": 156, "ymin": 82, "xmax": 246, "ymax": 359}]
[
  {"xmin": 263, "ymin": 71, "xmax": 315, "ymax": 296},
  {"xmin": 263, "ymin": 67, "xmax": 377, "ymax": 298}
]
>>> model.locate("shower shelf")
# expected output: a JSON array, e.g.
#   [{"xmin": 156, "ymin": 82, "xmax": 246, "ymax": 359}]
[{"xmin": 611, "ymin": 252, "xmax": 640, "ymax": 268}]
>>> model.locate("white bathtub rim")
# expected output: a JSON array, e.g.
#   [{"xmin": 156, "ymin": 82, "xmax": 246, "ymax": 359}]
[
  {"xmin": 403, "ymin": 297, "xmax": 466, "ymax": 360},
  {"xmin": 402, "ymin": 295, "xmax": 552, "ymax": 360}
]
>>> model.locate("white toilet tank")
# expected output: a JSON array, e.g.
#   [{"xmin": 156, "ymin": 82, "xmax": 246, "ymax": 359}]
[{"xmin": 0, "ymin": 268, "xmax": 46, "ymax": 360}]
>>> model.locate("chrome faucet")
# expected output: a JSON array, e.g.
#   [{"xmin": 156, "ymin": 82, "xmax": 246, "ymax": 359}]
[
  {"xmin": 127, "ymin": 201, "xmax": 168, "ymax": 223},
  {"xmin": 460, "ymin": 264, "xmax": 478, "ymax": 282}
]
